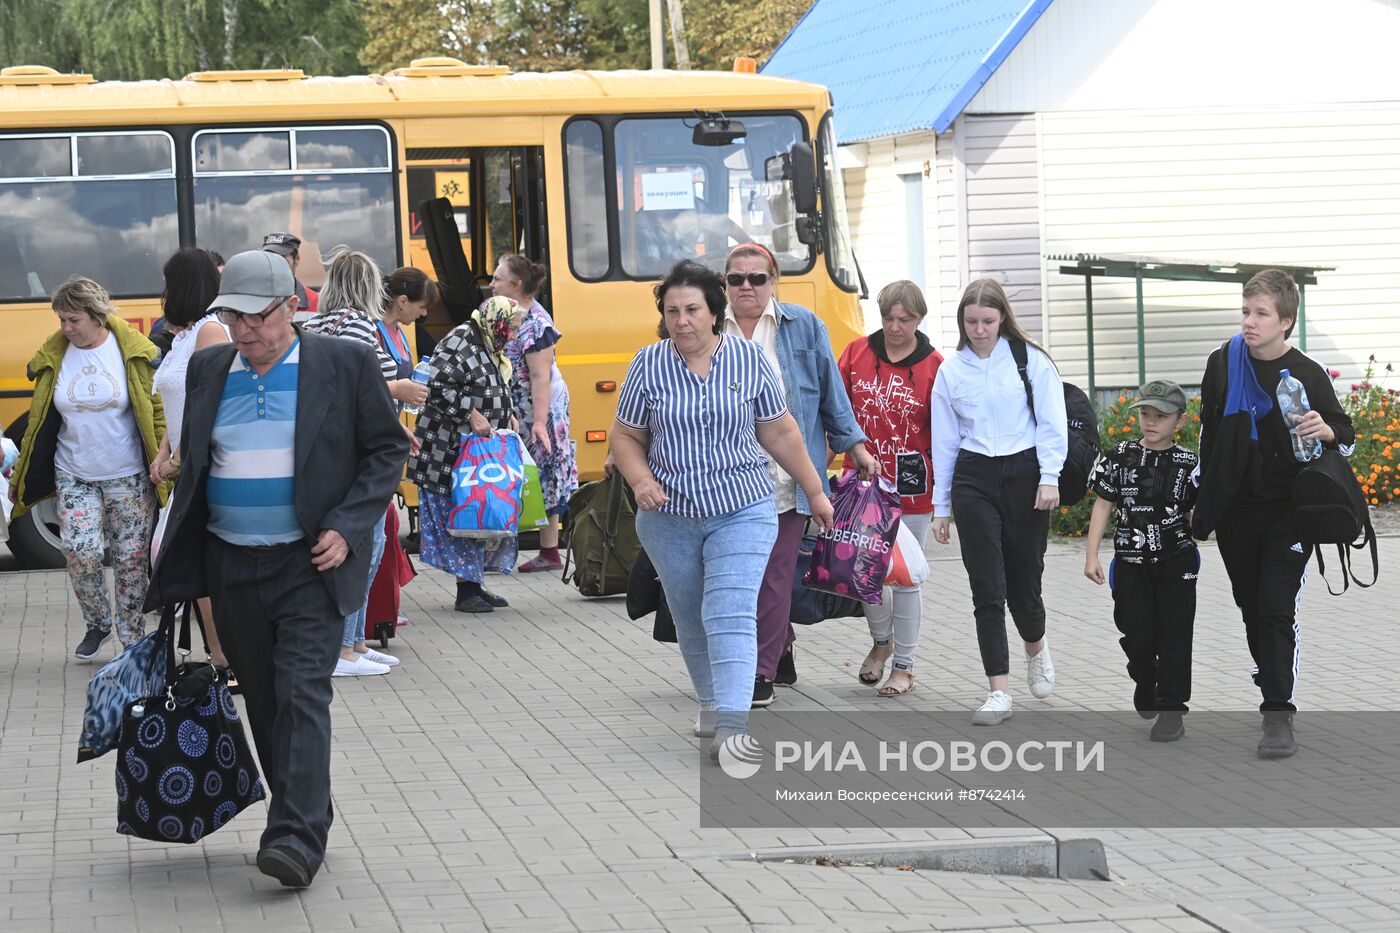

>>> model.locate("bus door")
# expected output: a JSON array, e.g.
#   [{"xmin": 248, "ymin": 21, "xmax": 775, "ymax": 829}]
[{"xmin": 405, "ymin": 146, "xmax": 549, "ymax": 343}]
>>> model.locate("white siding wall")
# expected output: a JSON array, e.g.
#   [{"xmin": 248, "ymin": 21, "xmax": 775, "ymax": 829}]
[
  {"xmin": 840, "ymin": 133, "xmax": 939, "ymax": 338},
  {"xmin": 962, "ymin": 115, "xmax": 1043, "ymax": 340},
  {"xmin": 843, "ymin": 118, "xmax": 1043, "ymax": 355},
  {"xmin": 968, "ymin": 0, "xmax": 1400, "ymax": 114},
  {"xmin": 1039, "ymin": 103, "xmax": 1400, "ymax": 389}
]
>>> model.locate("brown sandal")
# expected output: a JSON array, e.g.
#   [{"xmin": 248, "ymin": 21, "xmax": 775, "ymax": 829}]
[{"xmin": 859, "ymin": 643, "xmax": 892, "ymax": 685}]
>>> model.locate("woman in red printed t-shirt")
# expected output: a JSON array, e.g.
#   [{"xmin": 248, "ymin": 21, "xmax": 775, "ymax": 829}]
[{"xmin": 838, "ymin": 280, "xmax": 944, "ymax": 696}]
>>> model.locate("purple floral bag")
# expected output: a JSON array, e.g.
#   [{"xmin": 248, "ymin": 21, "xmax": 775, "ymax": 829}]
[{"xmin": 802, "ymin": 473, "xmax": 903, "ymax": 605}]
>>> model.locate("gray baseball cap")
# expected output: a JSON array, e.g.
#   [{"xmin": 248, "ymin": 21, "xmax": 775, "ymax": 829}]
[
  {"xmin": 1131, "ymin": 379, "xmax": 1188, "ymax": 414},
  {"xmin": 208, "ymin": 249, "xmax": 295, "ymax": 316}
]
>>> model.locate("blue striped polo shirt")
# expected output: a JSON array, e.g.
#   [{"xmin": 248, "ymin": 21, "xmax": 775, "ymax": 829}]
[
  {"xmin": 615, "ymin": 335, "xmax": 787, "ymax": 518},
  {"xmin": 207, "ymin": 340, "xmax": 302, "ymax": 545}
]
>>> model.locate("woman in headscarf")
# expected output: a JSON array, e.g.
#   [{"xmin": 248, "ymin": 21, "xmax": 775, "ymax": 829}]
[{"xmin": 407, "ymin": 296, "xmax": 523, "ymax": 613}]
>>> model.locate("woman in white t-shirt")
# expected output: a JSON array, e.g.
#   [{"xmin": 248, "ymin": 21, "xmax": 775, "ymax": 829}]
[
  {"xmin": 8, "ymin": 277, "xmax": 165, "ymax": 662},
  {"xmin": 148, "ymin": 248, "xmax": 230, "ymax": 672}
]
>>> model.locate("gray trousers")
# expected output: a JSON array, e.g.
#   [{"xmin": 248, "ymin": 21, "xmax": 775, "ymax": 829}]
[{"xmin": 205, "ymin": 535, "xmax": 342, "ymax": 874}]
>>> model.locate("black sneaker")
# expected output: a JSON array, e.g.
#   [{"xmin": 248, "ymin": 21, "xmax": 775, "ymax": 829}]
[
  {"xmin": 1258, "ymin": 712, "xmax": 1297, "ymax": 759},
  {"xmin": 775, "ymin": 647, "xmax": 797, "ymax": 686},
  {"xmin": 1134, "ymin": 681, "xmax": 1157, "ymax": 720},
  {"xmin": 480, "ymin": 589, "xmax": 509, "ymax": 608},
  {"xmin": 454, "ymin": 595, "xmax": 495, "ymax": 613},
  {"xmin": 1150, "ymin": 711, "xmax": 1185, "ymax": 742},
  {"xmin": 751, "ymin": 675, "xmax": 775, "ymax": 708},
  {"xmin": 74, "ymin": 627, "xmax": 112, "ymax": 661}
]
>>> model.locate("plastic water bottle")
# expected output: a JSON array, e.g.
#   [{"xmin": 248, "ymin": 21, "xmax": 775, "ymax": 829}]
[
  {"xmin": 404, "ymin": 356, "xmax": 431, "ymax": 415},
  {"xmin": 1276, "ymin": 368, "xmax": 1322, "ymax": 462}
]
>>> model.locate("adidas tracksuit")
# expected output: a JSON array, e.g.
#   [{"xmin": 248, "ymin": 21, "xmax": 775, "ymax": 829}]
[{"xmin": 1197, "ymin": 347, "xmax": 1354, "ymax": 712}]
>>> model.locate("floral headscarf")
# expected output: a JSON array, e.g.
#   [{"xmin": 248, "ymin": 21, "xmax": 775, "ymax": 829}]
[{"xmin": 472, "ymin": 295, "xmax": 519, "ymax": 383}]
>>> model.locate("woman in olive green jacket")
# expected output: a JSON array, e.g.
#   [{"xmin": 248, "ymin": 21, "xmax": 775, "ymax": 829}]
[{"xmin": 10, "ymin": 278, "xmax": 166, "ymax": 661}]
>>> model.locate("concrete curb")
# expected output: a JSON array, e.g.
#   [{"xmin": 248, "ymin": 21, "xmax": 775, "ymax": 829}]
[{"xmin": 676, "ymin": 835, "xmax": 1111, "ymax": 881}]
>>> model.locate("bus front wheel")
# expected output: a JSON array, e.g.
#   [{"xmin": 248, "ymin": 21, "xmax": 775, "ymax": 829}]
[{"xmin": 8, "ymin": 498, "xmax": 66, "ymax": 569}]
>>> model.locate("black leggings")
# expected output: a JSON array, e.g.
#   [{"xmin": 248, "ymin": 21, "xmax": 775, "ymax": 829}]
[{"xmin": 951, "ymin": 448, "xmax": 1049, "ymax": 677}]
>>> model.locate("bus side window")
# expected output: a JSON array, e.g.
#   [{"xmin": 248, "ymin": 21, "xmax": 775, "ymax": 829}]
[
  {"xmin": 0, "ymin": 132, "xmax": 177, "ymax": 302},
  {"xmin": 191, "ymin": 126, "xmax": 397, "ymax": 283},
  {"xmin": 564, "ymin": 120, "xmax": 608, "ymax": 280}
]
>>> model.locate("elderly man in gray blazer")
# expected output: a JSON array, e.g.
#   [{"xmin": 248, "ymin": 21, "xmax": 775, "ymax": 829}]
[{"xmin": 145, "ymin": 249, "xmax": 408, "ymax": 887}]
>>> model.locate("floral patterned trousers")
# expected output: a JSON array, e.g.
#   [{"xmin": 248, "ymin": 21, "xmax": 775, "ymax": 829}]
[{"xmin": 55, "ymin": 470, "xmax": 156, "ymax": 646}]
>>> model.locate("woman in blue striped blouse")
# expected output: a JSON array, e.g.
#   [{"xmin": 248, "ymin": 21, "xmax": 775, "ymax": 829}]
[{"xmin": 611, "ymin": 261, "xmax": 835, "ymax": 758}]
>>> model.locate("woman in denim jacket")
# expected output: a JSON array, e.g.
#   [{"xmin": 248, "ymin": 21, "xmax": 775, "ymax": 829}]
[{"xmin": 722, "ymin": 245, "xmax": 877, "ymax": 707}]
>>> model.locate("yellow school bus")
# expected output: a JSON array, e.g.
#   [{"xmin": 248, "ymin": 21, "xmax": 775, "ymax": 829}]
[{"xmin": 0, "ymin": 59, "xmax": 864, "ymax": 565}]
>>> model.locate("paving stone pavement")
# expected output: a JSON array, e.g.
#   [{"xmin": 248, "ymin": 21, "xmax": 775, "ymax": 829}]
[{"xmin": 2, "ymin": 529, "xmax": 1398, "ymax": 933}]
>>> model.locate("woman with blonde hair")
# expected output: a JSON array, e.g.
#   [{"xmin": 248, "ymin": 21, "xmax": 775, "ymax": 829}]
[
  {"xmin": 930, "ymin": 278, "xmax": 1067, "ymax": 724},
  {"xmin": 304, "ymin": 250, "xmax": 407, "ymax": 675},
  {"xmin": 837, "ymin": 280, "xmax": 944, "ymax": 696},
  {"xmin": 9, "ymin": 277, "xmax": 165, "ymax": 661}
]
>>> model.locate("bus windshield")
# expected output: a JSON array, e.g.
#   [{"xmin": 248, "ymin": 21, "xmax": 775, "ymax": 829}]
[{"xmin": 567, "ymin": 113, "xmax": 812, "ymax": 279}]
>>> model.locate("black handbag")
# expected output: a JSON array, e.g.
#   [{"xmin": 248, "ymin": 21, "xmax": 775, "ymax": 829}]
[
  {"xmin": 791, "ymin": 533, "xmax": 866, "ymax": 625},
  {"xmin": 114, "ymin": 603, "xmax": 265, "ymax": 844}
]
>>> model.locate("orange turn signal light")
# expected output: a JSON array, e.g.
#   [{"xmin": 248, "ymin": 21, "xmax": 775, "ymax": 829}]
[
  {"xmin": 585, "ymin": 430, "xmax": 607, "ymax": 443},
  {"xmin": 733, "ymin": 57, "xmax": 757, "ymax": 74},
  {"xmin": 595, "ymin": 380, "xmax": 617, "ymax": 392}
]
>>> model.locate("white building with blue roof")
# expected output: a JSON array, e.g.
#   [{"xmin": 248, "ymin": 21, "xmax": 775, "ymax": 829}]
[{"xmin": 763, "ymin": 0, "xmax": 1400, "ymax": 387}]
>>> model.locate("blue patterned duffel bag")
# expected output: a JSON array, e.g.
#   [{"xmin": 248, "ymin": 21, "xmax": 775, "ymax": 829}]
[
  {"xmin": 78, "ymin": 622, "xmax": 168, "ymax": 763},
  {"xmin": 113, "ymin": 603, "xmax": 264, "ymax": 844}
]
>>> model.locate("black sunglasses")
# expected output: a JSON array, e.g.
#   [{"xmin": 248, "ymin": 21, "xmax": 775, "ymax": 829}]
[{"xmin": 726, "ymin": 272, "xmax": 770, "ymax": 288}]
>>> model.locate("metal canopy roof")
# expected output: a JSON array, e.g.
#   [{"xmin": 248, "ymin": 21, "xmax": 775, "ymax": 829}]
[{"xmin": 1046, "ymin": 252, "xmax": 1335, "ymax": 396}]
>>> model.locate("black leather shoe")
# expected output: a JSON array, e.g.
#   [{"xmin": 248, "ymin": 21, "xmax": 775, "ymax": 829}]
[
  {"xmin": 1150, "ymin": 712, "xmax": 1185, "ymax": 742},
  {"xmin": 775, "ymin": 647, "xmax": 797, "ymax": 686},
  {"xmin": 1258, "ymin": 712, "xmax": 1297, "ymax": 759},
  {"xmin": 257, "ymin": 846, "xmax": 312, "ymax": 887},
  {"xmin": 751, "ymin": 676, "xmax": 775, "ymax": 708}
]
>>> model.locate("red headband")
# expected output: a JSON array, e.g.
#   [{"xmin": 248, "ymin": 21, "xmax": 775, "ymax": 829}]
[{"xmin": 726, "ymin": 243, "xmax": 776, "ymax": 268}]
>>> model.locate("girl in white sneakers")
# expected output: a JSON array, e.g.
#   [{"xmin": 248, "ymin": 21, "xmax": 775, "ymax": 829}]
[{"xmin": 930, "ymin": 279, "xmax": 1067, "ymax": 724}]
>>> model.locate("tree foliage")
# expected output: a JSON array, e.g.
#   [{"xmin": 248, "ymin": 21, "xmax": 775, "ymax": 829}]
[
  {"xmin": 2, "ymin": 0, "xmax": 367, "ymax": 80},
  {"xmin": 362, "ymin": 0, "xmax": 651, "ymax": 73},
  {"xmin": 3, "ymin": 0, "xmax": 813, "ymax": 79},
  {"xmin": 683, "ymin": 0, "xmax": 813, "ymax": 72}
]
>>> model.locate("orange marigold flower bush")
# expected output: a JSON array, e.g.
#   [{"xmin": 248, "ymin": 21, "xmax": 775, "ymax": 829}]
[{"xmin": 1345, "ymin": 358, "xmax": 1399, "ymax": 507}]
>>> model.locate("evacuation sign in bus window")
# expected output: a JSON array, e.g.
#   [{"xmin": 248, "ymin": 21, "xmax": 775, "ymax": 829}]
[{"xmin": 641, "ymin": 172, "xmax": 695, "ymax": 211}]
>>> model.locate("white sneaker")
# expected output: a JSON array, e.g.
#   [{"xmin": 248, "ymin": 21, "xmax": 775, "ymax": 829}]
[
  {"xmin": 358, "ymin": 648, "xmax": 399, "ymax": 666},
  {"xmin": 333, "ymin": 656, "xmax": 390, "ymax": 677},
  {"xmin": 694, "ymin": 705, "xmax": 717, "ymax": 738},
  {"xmin": 972, "ymin": 691, "xmax": 1014, "ymax": 725},
  {"xmin": 1026, "ymin": 639, "xmax": 1055, "ymax": 699}
]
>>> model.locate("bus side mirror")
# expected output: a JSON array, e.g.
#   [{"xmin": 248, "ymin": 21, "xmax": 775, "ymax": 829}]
[{"xmin": 788, "ymin": 141, "xmax": 817, "ymax": 215}]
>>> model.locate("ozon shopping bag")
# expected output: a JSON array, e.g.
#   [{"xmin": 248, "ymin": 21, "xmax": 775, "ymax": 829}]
[
  {"xmin": 802, "ymin": 473, "xmax": 903, "ymax": 605},
  {"xmin": 448, "ymin": 430, "xmax": 525, "ymax": 540}
]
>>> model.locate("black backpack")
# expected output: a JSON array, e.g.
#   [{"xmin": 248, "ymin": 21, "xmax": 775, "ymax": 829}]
[
  {"xmin": 1009, "ymin": 339, "xmax": 1100, "ymax": 506},
  {"xmin": 1291, "ymin": 448, "xmax": 1378, "ymax": 594}
]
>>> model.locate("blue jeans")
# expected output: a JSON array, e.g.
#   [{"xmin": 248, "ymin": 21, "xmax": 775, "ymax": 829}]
[
  {"xmin": 635, "ymin": 498, "xmax": 778, "ymax": 734},
  {"xmin": 342, "ymin": 517, "xmax": 388, "ymax": 649}
]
